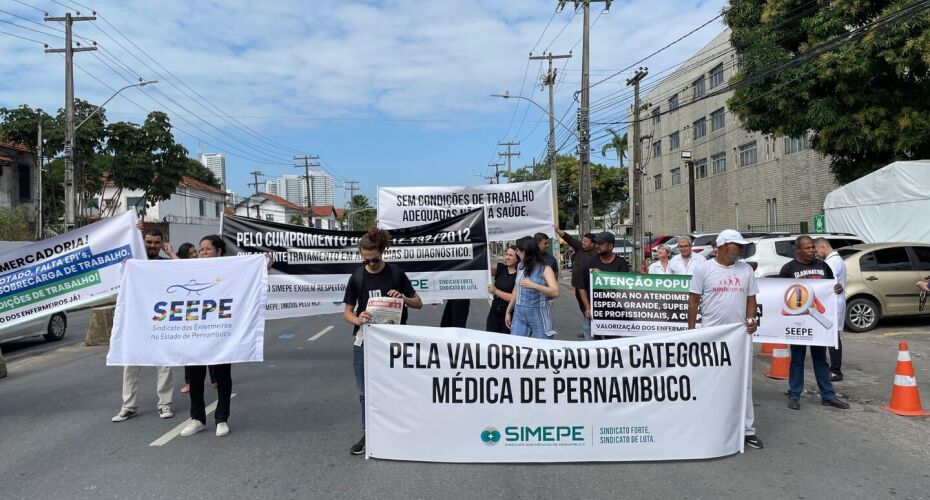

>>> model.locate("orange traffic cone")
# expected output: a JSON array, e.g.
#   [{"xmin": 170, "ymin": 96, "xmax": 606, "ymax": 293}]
[
  {"xmin": 763, "ymin": 344, "xmax": 790, "ymax": 380},
  {"xmin": 759, "ymin": 343, "xmax": 774, "ymax": 357},
  {"xmin": 884, "ymin": 342, "xmax": 930, "ymax": 416}
]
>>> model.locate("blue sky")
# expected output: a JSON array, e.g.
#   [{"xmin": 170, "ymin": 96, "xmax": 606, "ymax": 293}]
[{"xmin": 0, "ymin": 0, "xmax": 728, "ymax": 205}]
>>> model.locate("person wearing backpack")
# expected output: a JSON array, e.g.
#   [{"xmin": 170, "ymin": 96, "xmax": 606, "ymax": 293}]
[{"xmin": 342, "ymin": 227, "xmax": 423, "ymax": 456}]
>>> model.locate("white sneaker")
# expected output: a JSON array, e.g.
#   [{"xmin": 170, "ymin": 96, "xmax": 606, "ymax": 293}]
[
  {"xmin": 111, "ymin": 408, "xmax": 136, "ymax": 422},
  {"xmin": 158, "ymin": 407, "xmax": 174, "ymax": 419},
  {"xmin": 216, "ymin": 422, "xmax": 229, "ymax": 437},
  {"xmin": 180, "ymin": 419, "xmax": 206, "ymax": 437}
]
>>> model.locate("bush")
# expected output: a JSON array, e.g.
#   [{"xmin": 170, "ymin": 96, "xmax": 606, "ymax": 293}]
[{"xmin": 0, "ymin": 206, "xmax": 34, "ymax": 241}]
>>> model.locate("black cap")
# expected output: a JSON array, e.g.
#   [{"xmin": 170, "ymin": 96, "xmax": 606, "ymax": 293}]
[{"xmin": 594, "ymin": 231, "xmax": 615, "ymax": 245}]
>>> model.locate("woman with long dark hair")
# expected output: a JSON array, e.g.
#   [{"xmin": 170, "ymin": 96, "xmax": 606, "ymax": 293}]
[
  {"xmin": 342, "ymin": 226, "xmax": 423, "ymax": 456},
  {"xmin": 486, "ymin": 245, "xmax": 519, "ymax": 333},
  {"xmin": 172, "ymin": 242, "xmax": 218, "ymax": 395},
  {"xmin": 505, "ymin": 236, "xmax": 560, "ymax": 339}
]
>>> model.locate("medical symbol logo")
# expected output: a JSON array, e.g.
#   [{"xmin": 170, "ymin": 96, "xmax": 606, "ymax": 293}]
[
  {"xmin": 481, "ymin": 427, "xmax": 501, "ymax": 446},
  {"xmin": 166, "ymin": 278, "xmax": 220, "ymax": 296}
]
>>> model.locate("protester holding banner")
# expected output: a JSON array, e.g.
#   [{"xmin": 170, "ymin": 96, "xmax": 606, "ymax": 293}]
[
  {"xmin": 175, "ymin": 242, "xmax": 199, "ymax": 260},
  {"xmin": 780, "ymin": 236, "xmax": 849, "ymax": 411},
  {"xmin": 112, "ymin": 228, "xmax": 176, "ymax": 423},
  {"xmin": 342, "ymin": 227, "xmax": 423, "ymax": 456},
  {"xmin": 505, "ymin": 237, "xmax": 560, "ymax": 339},
  {"xmin": 687, "ymin": 229, "xmax": 763, "ymax": 450},
  {"xmin": 578, "ymin": 232, "xmax": 630, "ymax": 340},
  {"xmin": 169, "ymin": 242, "xmax": 218, "ymax": 395},
  {"xmin": 486, "ymin": 245, "xmax": 519, "ymax": 334},
  {"xmin": 554, "ymin": 226, "xmax": 597, "ymax": 338},
  {"xmin": 670, "ymin": 236, "xmax": 706, "ymax": 275},
  {"xmin": 816, "ymin": 238, "xmax": 847, "ymax": 382},
  {"xmin": 648, "ymin": 245, "xmax": 673, "ymax": 275}
]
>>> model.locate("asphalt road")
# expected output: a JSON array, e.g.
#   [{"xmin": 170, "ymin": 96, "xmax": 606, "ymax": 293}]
[{"xmin": 1, "ymin": 291, "xmax": 929, "ymax": 499}]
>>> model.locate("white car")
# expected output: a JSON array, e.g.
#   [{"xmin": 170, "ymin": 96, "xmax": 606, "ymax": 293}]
[
  {"xmin": 743, "ymin": 233, "xmax": 864, "ymax": 277},
  {"xmin": 0, "ymin": 312, "xmax": 68, "ymax": 345}
]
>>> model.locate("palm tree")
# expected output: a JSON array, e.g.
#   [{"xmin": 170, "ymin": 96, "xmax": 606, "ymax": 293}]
[{"xmin": 600, "ymin": 128, "xmax": 628, "ymax": 168}]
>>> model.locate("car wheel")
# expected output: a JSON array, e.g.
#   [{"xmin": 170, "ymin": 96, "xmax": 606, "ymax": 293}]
[
  {"xmin": 846, "ymin": 297, "xmax": 879, "ymax": 333},
  {"xmin": 43, "ymin": 313, "xmax": 67, "ymax": 342}
]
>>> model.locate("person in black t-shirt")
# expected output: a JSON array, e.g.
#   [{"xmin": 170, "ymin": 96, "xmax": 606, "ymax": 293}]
[
  {"xmin": 486, "ymin": 244, "xmax": 519, "ymax": 333},
  {"xmin": 578, "ymin": 232, "xmax": 630, "ymax": 340},
  {"xmin": 534, "ymin": 232, "xmax": 560, "ymax": 278},
  {"xmin": 779, "ymin": 235, "xmax": 849, "ymax": 411},
  {"xmin": 342, "ymin": 227, "xmax": 422, "ymax": 456}
]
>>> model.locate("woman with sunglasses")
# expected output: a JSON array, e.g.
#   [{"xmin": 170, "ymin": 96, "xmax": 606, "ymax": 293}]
[
  {"xmin": 486, "ymin": 244, "xmax": 519, "ymax": 333},
  {"xmin": 505, "ymin": 236, "xmax": 560, "ymax": 339},
  {"xmin": 342, "ymin": 227, "xmax": 423, "ymax": 456},
  {"xmin": 172, "ymin": 242, "xmax": 218, "ymax": 395}
]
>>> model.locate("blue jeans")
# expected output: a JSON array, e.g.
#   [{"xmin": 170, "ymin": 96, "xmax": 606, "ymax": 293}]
[
  {"xmin": 353, "ymin": 344, "xmax": 365, "ymax": 430},
  {"xmin": 582, "ymin": 317, "xmax": 592, "ymax": 340},
  {"xmin": 788, "ymin": 345, "xmax": 836, "ymax": 401}
]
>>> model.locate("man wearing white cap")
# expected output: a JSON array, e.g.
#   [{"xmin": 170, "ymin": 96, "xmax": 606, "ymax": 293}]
[{"xmin": 687, "ymin": 229, "xmax": 763, "ymax": 449}]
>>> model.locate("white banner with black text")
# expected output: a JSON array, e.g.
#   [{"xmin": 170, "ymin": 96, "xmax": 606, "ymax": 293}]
[{"xmin": 364, "ymin": 323, "xmax": 749, "ymax": 462}]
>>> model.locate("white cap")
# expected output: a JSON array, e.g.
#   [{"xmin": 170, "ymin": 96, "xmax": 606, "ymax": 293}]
[{"xmin": 716, "ymin": 229, "xmax": 750, "ymax": 246}]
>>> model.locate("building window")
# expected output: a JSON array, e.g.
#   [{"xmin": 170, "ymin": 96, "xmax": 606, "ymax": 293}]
[
  {"xmin": 127, "ymin": 196, "xmax": 144, "ymax": 216},
  {"xmin": 215, "ymin": 203, "xmax": 221, "ymax": 218},
  {"xmin": 711, "ymin": 152, "xmax": 727, "ymax": 174},
  {"xmin": 668, "ymin": 94, "xmax": 679, "ymax": 111},
  {"xmin": 671, "ymin": 168, "xmax": 681, "ymax": 186},
  {"xmin": 693, "ymin": 76, "xmax": 705, "ymax": 99},
  {"xmin": 199, "ymin": 199, "xmax": 207, "ymax": 217},
  {"xmin": 693, "ymin": 118, "xmax": 706, "ymax": 139},
  {"xmin": 695, "ymin": 159, "xmax": 707, "ymax": 179},
  {"xmin": 652, "ymin": 140, "xmax": 662, "ymax": 157},
  {"xmin": 654, "ymin": 174, "xmax": 663, "ymax": 190},
  {"xmin": 652, "ymin": 106, "xmax": 661, "ymax": 125},
  {"xmin": 738, "ymin": 141, "xmax": 758, "ymax": 167},
  {"xmin": 710, "ymin": 108, "xmax": 726, "ymax": 131},
  {"xmin": 709, "ymin": 63, "xmax": 724, "ymax": 88},
  {"xmin": 17, "ymin": 163, "xmax": 31, "ymax": 200},
  {"xmin": 767, "ymin": 198, "xmax": 778, "ymax": 225},
  {"xmin": 265, "ymin": 213, "xmax": 274, "ymax": 222},
  {"xmin": 669, "ymin": 131, "xmax": 680, "ymax": 150},
  {"xmin": 785, "ymin": 135, "xmax": 809, "ymax": 154}
]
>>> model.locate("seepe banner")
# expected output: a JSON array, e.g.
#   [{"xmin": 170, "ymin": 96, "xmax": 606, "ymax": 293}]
[
  {"xmin": 590, "ymin": 272, "xmax": 839, "ymax": 347},
  {"xmin": 364, "ymin": 323, "xmax": 749, "ymax": 463},
  {"xmin": 107, "ymin": 255, "xmax": 267, "ymax": 366},
  {"xmin": 377, "ymin": 180, "xmax": 554, "ymax": 241},
  {"xmin": 221, "ymin": 209, "xmax": 490, "ymax": 319},
  {"xmin": 0, "ymin": 211, "xmax": 145, "ymax": 331}
]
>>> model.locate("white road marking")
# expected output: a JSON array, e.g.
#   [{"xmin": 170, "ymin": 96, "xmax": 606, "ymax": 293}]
[
  {"xmin": 308, "ymin": 325, "xmax": 334, "ymax": 341},
  {"xmin": 149, "ymin": 393, "xmax": 237, "ymax": 447}
]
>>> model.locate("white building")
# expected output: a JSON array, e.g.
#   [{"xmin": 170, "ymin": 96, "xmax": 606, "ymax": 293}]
[
  {"xmin": 234, "ymin": 193, "xmax": 339, "ymax": 229},
  {"xmin": 92, "ymin": 176, "xmax": 228, "ymax": 223},
  {"xmin": 263, "ymin": 172, "xmax": 335, "ymax": 207},
  {"xmin": 310, "ymin": 172, "xmax": 335, "ymax": 206},
  {"xmin": 200, "ymin": 153, "xmax": 227, "ymax": 190}
]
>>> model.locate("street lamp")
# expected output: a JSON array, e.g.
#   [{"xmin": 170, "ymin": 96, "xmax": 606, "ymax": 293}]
[
  {"xmin": 67, "ymin": 79, "xmax": 157, "ymax": 229},
  {"xmin": 491, "ymin": 92, "xmax": 581, "ymax": 269},
  {"xmin": 345, "ymin": 207, "xmax": 376, "ymax": 230}
]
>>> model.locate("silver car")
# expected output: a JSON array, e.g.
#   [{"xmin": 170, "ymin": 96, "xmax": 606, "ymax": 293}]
[{"xmin": 0, "ymin": 312, "xmax": 68, "ymax": 345}]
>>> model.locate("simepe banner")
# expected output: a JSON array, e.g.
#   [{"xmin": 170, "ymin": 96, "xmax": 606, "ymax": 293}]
[
  {"xmin": 377, "ymin": 180, "xmax": 553, "ymax": 241},
  {"xmin": 0, "ymin": 211, "xmax": 145, "ymax": 331},
  {"xmin": 222, "ymin": 209, "xmax": 490, "ymax": 319},
  {"xmin": 364, "ymin": 323, "xmax": 749, "ymax": 462},
  {"xmin": 590, "ymin": 272, "xmax": 839, "ymax": 347}
]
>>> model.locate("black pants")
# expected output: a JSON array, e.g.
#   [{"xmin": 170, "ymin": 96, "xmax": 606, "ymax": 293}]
[
  {"xmin": 829, "ymin": 334, "xmax": 843, "ymax": 374},
  {"xmin": 441, "ymin": 299, "xmax": 471, "ymax": 328},
  {"xmin": 486, "ymin": 305, "xmax": 510, "ymax": 334},
  {"xmin": 184, "ymin": 365, "xmax": 217, "ymax": 385},
  {"xmin": 189, "ymin": 364, "xmax": 232, "ymax": 424}
]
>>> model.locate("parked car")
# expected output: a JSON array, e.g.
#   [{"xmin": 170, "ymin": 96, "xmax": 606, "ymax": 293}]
[
  {"xmin": 0, "ymin": 312, "xmax": 68, "ymax": 345},
  {"xmin": 645, "ymin": 235, "xmax": 676, "ymax": 259},
  {"xmin": 743, "ymin": 233, "xmax": 864, "ymax": 277},
  {"xmin": 839, "ymin": 243, "xmax": 930, "ymax": 332}
]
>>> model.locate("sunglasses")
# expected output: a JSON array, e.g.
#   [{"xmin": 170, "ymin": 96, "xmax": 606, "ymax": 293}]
[{"xmin": 362, "ymin": 257, "xmax": 382, "ymax": 265}]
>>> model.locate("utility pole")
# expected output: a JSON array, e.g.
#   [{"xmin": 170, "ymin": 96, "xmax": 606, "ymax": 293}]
[
  {"xmin": 488, "ymin": 162, "xmax": 505, "ymax": 184},
  {"xmin": 294, "ymin": 154, "xmax": 320, "ymax": 226},
  {"xmin": 36, "ymin": 112, "xmax": 43, "ymax": 240},
  {"xmin": 497, "ymin": 141, "xmax": 520, "ymax": 181},
  {"xmin": 344, "ymin": 180, "xmax": 360, "ymax": 229},
  {"xmin": 626, "ymin": 67, "xmax": 648, "ymax": 271},
  {"xmin": 45, "ymin": 11, "xmax": 96, "ymax": 230},
  {"xmin": 530, "ymin": 51, "xmax": 571, "ymax": 269},
  {"xmin": 248, "ymin": 170, "xmax": 264, "ymax": 220}
]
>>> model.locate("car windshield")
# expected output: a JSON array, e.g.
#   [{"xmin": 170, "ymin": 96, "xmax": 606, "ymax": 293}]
[
  {"xmin": 837, "ymin": 248, "xmax": 859, "ymax": 260},
  {"xmin": 692, "ymin": 234, "xmax": 716, "ymax": 246}
]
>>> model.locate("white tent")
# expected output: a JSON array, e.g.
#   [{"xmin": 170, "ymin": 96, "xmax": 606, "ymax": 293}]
[{"xmin": 824, "ymin": 160, "xmax": 930, "ymax": 243}]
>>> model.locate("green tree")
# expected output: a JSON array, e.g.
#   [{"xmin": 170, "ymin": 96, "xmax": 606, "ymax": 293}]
[
  {"xmin": 0, "ymin": 206, "xmax": 34, "ymax": 240},
  {"xmin": 288, "ymin": 213, "xmax": 305, "ymax": 225},
  {"xmin": 184, "ymin": 158, "xmax": 221, "ymax": 188},
  {"xmin": 600, "ymin": 128, "xmax": 628, "ymax": 168},
  {"xmin": 725, "ymin": 1, "xmax": 930, "ymax": 183},
  {"xmin": 346, "ymin": 194, "xmax": 375, "ymax": 231}
]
